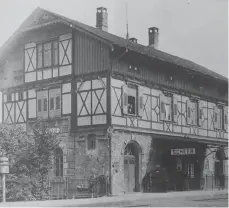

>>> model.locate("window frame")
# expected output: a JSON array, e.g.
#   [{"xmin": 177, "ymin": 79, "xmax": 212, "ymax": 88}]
[
  {"xmin": 7, "ymin": 93, "xmax": 12, "ymax": 102},
  {"xmin": 54, "ymin": 148, "xmax": 63, "ymax": 177},
  {"xmin": 218, "ymin": 106, "xmax": 223, "ymax": 130},
  {"xmin": 160, "ymin": 93, "xmax": 173, "ymax": 122},
  {"xmin": 127, "ymin": 84, "xmax": 138, "ymax": 116},
  {"xmin": 191, "ymin": 100, "xmax": 198, "ymax": 126},
  {"xmin": 36, "ymin": 39, "xmax": 59, "ymax": 69}
]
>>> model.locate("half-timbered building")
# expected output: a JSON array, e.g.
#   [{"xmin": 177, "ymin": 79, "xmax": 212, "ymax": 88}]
[{"xmin": 0, "ymin": 7, "xmax": 228, "ymax": 197}]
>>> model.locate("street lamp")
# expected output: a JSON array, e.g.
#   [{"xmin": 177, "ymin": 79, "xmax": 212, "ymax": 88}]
[{"xmin": 0, "ymin": 152, "xmax": 9, "ymax": 203}]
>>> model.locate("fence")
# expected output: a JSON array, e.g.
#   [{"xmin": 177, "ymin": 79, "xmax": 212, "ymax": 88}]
[{"xmin": 49, "ymin": 175, "xmax": 110, "ymax": 200}]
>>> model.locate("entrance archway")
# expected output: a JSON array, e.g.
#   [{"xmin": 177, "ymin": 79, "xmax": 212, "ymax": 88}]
[{"xmin": 123, "ymin": 140, "xmax": 142, "ymax": 192}]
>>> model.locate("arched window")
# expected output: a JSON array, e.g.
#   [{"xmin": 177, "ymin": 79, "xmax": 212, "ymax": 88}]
[{"xmin": 54, "ymin": 148, "xmax": 63, "ymax": 177}]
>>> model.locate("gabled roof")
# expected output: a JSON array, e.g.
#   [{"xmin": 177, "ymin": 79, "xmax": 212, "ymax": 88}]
[{"xmin": 0, "ymin": 7, "xmax": 228, "ymax": 83}]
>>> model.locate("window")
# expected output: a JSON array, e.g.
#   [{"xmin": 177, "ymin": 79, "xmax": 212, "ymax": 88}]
[
  {"xmin": 191, "ymin": 101, "xmax": 198, "ymax": 126},
  {"xmin": 186, "ymin": 100, "xmax": 198, "ymax": 125},
  {"xmin": 50, "ymin": 97, "xmax": 54, "ymax": 111},
  {"xmin": 88, "ymin": 134, "xmax": 96, "ymax": 150},
  {"xmin": 218, "ymin": 108, "xmax": 223, "ymax": 129},
  {"xmin": 53, "ymin": 40, "xmax": 58, "ymax": 66},
  {"xmin": 54, "ymin": 148, "xmax": 63, "ymax": 177},
  {"xmin": 122, "ymin": 84, "xmax": 144, "ymax": 116},
  {"xmin": 43, "ymin": 98, "xmax": 48, "ymax": 111},
  {"xmin": 43, "ymin": 42, "xmax": 52, "ymax": 67},
  {"xmin": 56, "ymin": 96, "xmax": 60, "ymax": 110},
  {"xmin": 128, "ymin": 87, "xmax": 137, "ymax": 115},
  {"xmin": 18, "ymin": 92, "xmax": 23, "ymax": 100},
  {"xmin": 37, "ymin": 40, "xmax": 59, "ymax": 69},
  {"xmin": 7, "ymin": 94, "xmax": 12, "ymax": 102},
  {"xmin": 160, "ymin": 94, "xmax": 172, "ymax": 121},
  {"xmin": 37, "ymin": 44, "xmax": 43, "ymax": 69},
  {"xmin": 214, "ymin": 106, "xmax": 223, "ymax": 130},
  {"xmin": 38, "ymin": 99, "xmax": 42, "ymax": 112}
]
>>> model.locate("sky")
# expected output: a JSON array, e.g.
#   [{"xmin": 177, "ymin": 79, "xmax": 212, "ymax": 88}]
[{"xmin": 0, "ymin": 0, "xmax": 228, "ymax": 122}]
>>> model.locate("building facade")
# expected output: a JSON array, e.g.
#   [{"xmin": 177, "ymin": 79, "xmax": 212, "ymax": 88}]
[{"xmin": 0, "ymin": 7, "xmax": 228, "ymax": 197}]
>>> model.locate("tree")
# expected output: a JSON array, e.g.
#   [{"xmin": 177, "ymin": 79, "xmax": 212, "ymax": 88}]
[{"xmin": 0, "ymin": 123, "xmax": 59, "ymax": 201}]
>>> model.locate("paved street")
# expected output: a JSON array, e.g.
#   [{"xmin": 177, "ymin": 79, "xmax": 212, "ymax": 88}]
[
  {"xmin": 79, "ymin": 193, "xmax": 228, "ymax": 207},
  {"xmin": 0, "ymin": 190, "xmax": 227, "ymax": 207}
]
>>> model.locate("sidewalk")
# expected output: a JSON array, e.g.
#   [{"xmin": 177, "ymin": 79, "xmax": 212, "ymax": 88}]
[{"xmin": 0, "ymin": 189, "xmax": 228, "ymax": 207}]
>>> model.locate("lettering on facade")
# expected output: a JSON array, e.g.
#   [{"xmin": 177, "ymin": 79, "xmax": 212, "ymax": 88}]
[{"xmin": 171, "ymin": 148, "xmax": 195, "ymax": 155}]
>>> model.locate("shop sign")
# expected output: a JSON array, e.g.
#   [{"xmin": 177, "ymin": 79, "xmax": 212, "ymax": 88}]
[{"xmin": 171, "ymin": 148, "xmax": 195, "ymax": 155}]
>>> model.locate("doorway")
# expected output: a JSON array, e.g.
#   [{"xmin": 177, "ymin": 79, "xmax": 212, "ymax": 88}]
[{"xmin": 123, "ymin": 141, "xmax": 141, "ymax": 192}]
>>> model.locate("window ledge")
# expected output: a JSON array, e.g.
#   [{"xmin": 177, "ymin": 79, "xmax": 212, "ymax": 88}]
[{"xmin": 125, "ymin": 114, "xmax": 142, "ymax": 119}]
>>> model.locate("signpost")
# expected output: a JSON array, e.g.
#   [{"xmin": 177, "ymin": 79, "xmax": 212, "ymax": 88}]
[{"xmin": 0, "ymin": 151, "xmax": 9, "ymax": 203}]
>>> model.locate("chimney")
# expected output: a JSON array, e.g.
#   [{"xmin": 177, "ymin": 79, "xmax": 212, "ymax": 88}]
[
  {"xmin": 148, "ymin": 27, "xmax": 159, "ymax": 49},
  {"xmin": 129, "ymin": 37, "xmax": 138, "ymax": 44},
  {"xmin": 96, "ymin": 7, "xmax": 108, "ymax": 32}
]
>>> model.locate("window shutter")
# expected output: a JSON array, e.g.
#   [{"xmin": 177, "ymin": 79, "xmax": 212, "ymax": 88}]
[
  {"xmin": 213, "ymin": 106, "xmax": 218, "ymax": 129},
  {"xmin": 122, "ymin": 84, "xmax": 128, "ymax": 115},
  {"xmin": 223, "ymin": 106, "xmax": 228, "ymax": 131},
  {"xmin": 25, "ymin": 42, "xmax": 36, "ymax": 72},
  {"xmin": 138, "ymin": 87, "xmax": 144, "ymax": 117},
  {"xmin": 198, "ymin": 101, "xmax": 204, "ymax": 126},
  {"xmin": 173, "ymin": 96, "xmax": 178, "ymax": 123},
  {"xmin": 160, "ymin": 94, "xmax": 166, "ymax": 121},
  {"xmin": 186, "ymin": 100, "xmax": 192, "ymax": 125}
]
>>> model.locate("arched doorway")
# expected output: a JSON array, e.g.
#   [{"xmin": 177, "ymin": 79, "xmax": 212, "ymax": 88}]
[{"xmin": 123, "ymin": 140, "xmax": 142, "ymax": 193}]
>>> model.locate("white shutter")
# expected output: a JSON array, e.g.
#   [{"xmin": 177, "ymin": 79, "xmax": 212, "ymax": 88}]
[
  {"xmin": 213, "ymin": 106, "xmax": 218, "ymax": 129},
  {"xmin": 186, "ymin": 100, "xmax": 192, "ymax": 125},
  {"xmin": 159, "ymin": 94, "xmax": 166, "ymax": 121},
  {"xmin": 25, "ymin": 42, "xmax": 36, "ymax": 72},
  {"xmin": 223, "ymin": 106, "xmax": 228, "ymax": 131},
  {"xmin": 198, "ymin": 101, "xmax": 204, "ymax": 126},
  {"xmin": 138, "ymin": 87, "xmax": 144, "ymax": 117},
  {"xmin": 122, "ymin": 84, "xmax": 128, "ymax": 115},
  {"xmin": 42, "ymin": 91, "xmax": 48, "ymax": 119},
  {"xmin": 173, "ymin": 96, "xmax": 178, "ymax": 123}
]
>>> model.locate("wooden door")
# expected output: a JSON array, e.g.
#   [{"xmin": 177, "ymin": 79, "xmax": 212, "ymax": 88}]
[
  {"xmin": 124, "ymin": 158, "xmax": 129, "ymax": 192},
  {"xmin": 124, "ymin": 155, "xmax": 136, "ymax": 192},
  {"xmin": 128, "ymin": 158, "xmax": 135, "ymax": 192}
]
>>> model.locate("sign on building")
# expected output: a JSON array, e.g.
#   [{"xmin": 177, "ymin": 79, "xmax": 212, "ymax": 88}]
[{"xmin": 171, "ymin": 148, "xmax": 195, "ymax": 155}]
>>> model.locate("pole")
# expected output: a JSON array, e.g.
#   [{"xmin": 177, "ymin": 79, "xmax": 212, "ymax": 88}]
[
  {"xmin": 108, "ymin": 132, "xmax": 112, "ymax": 196},
  {"xmin": 2, "ymin": 174, "xmax": 5, "ymax": 203}
]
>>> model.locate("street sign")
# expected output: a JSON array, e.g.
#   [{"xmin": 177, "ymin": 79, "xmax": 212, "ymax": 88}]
[{"xmin": 171, "ymin": 148, "xmax": 195, "ymax": 155}]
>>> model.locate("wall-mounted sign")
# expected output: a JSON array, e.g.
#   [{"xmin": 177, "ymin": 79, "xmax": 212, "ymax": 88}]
[{"xmin": 171, "ymin": 148, "xmax": 195, "ymax": 155}]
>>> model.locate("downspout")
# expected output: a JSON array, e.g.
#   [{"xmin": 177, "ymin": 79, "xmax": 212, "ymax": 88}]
[{"xmin": 108, "ymin": 45, "xmax": 128, "ymax": 195}]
